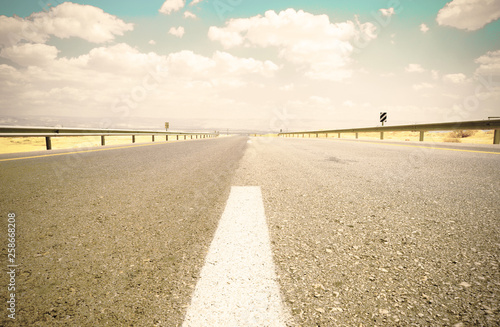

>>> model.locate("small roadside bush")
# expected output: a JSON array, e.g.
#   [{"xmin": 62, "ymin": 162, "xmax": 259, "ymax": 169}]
[{"xmin": 448, "ymin": 130, "xmax": 477, "ymax": 138}]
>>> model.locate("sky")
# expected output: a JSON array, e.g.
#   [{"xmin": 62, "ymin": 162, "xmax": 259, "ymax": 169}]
[{"xmin": 0, "ymin": 0, "xmax": 499, "ymax": 132}]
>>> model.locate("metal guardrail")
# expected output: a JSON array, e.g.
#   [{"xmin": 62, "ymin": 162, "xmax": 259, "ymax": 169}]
[
  {"xmin": 0, "ymin": 126, "xmax": 219, "ymax": 150},
  {"xmin": 279, "ymin": 119, "xmax": 500, "ymax": 144}
]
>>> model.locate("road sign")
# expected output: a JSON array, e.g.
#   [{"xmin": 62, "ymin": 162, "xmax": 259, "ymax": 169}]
[
  {"xmin": 165, "ymin": 122, "xmax": 169, "ymax": 130},
  {"xmin": 380, "ymin": 112, "xmax": 387, "ymax": 124}
]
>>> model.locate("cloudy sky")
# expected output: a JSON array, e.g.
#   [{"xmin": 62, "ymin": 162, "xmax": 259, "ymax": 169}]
[{"xmin": 0, "ymin": 0, "xmax": 499, "ymax": 132}]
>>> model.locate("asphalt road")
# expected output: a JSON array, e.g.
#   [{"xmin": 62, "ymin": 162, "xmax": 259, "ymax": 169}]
[
  {"xmin": 235, "ymin": 137, "xmax": 500, "ymax": 327},
  {"xmin": 0, "ymin": 137, "xmax": 247, "ymax": 326},
  {"xmin": 1, "ymin": 136, "xmax": 499, "ymax": 326}
]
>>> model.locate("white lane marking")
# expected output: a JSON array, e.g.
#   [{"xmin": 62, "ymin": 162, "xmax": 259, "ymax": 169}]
[{"xmin": 182, "ymin": 186, "xmax": 290, "ymax": 327}]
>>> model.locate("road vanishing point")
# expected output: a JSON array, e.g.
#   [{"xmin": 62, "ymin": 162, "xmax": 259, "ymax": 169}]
[{"xmin": 1, "ymin": 136, "xmax": 499, "ymax": 326}]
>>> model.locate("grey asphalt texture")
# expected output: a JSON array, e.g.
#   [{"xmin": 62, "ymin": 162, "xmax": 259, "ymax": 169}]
[
  {"xmin": 234, "ymin": 137, "xmax": 500, "ymax": 326},
  {"xmin": 1, "ymin": 136, "xmax": 499, "ymax": 326},
  {"xmin": 0, "ymin": 137, "xmax": 247, "ymax": 326}
]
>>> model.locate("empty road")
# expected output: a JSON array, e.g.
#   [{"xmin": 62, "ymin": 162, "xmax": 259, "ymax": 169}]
[{"xmin": 1, "ymin": 136, "xmax": 499, "ymax": 326}]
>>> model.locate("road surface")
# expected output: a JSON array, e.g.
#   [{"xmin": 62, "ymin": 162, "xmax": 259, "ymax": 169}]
[{"xmin": 1, "ymin": 136, "xmax": 499, "ymax": 326}]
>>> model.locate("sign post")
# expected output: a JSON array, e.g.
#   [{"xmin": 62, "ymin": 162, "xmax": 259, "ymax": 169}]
[
  {"xmin": 165, "ymin": 122, "xmax": 169, "ymax": 131},
  {"xmin": 380, "ymin": 112, "xmax": 387, "ymax": 126}
]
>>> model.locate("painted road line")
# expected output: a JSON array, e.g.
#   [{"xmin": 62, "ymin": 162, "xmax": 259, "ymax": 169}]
[{"xmin": 182, "ymin": 186, "xmax": 291, "ymax": 327}]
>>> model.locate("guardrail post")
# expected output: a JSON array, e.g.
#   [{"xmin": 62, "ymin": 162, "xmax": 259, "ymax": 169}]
[
  {"xmin": 494, "ymin": 129, "xmax": 500, "ymax": 144},
  {"xmin": 338, "ymin": 133, "xmax": 341, "ymax": 138},
  {"xmin": 101, "ymin": 135, "xmax": 105, "ymax": 146},
  {"xmin": 419, "ymin": 131, "xmax": 425, "ymax": 142},
  {"xmin": 184, "ymin": 135, "xmax": 187, "ymax": 140},
  {"xmin": 45, "ymin": 137, "xmax": 52, "ymax": 150},
  {"xmin": 380, "ymin": 132, "xmax": 384, "ymax": 140},
  {"xmin": 166, "ymin": 135, "xmax": 169, "ymax": 141},
  {"xmin": 132, "ymin": 135, "xmax": 136, "ymax": 143},
  {"xmin": 176, "ymin": 135, "xmax": 179, "ymax": 140},
  {"xmin": 355, "ymin": 133, "xmax": 359, "ymax": 139},
  {"xmin": 152, "ymin": 135, "xmax": 155, "ymax": 142}
]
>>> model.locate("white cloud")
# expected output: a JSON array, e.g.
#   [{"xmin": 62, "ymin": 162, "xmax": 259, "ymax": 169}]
[
  {"xmin": 0, "ymin": 42, "xmax": 282, "ymax": 126},
  {"xmin": 0, "ymin": 2, "xmax": 133, "ymax": 47},
  {"xmin": 342, "ymin": 100, "xmax": 355, "ymax": 107},
  {"xmin": 443, "ymin": 73, "xmax": 467, "ymax": 83},
  {"xmin": 442, "ymin": 93, "xmax": 461, "ymax": 99},
  {"xmin": 475, "ymin": 49, "xmax": 500, "ymax": 75},
  {"xmin": 83, "ymin": 43, "xmax": 165, "ymax": 75},
  {"xmin": 169, "ymin": 26, "xmax": 185, "ymax": 38},
  {"xmin": 190, "ymin": 0, "xmax": 204, "ymax": 5},
  {"xmin": 0, "ymin": 44, "xmax": 168, "ymax": 117},
  {"xmin": 207, "ymin": 27, "xmax": 244, "ymax": 48},
  {"xmin": 474, "ymin": 51, "xmax": 500, "ymax": 99},
  {"xmin": 184, "ymin": 11, "xmax": 197, "ymax": 19},
  {"xmin": 405, "ymin": 63, "xmax": 426, "ymax": 73},
  {"xmin": 379, "ymin": 8, "xmax": 395, "ymax": 17},
  {"xmin": 0, "ymin": 16, "xmax": 47, "ymax": 46},
  {"xmin": 420, "ymin": 23, "xmax": 429, "ymax": 33},
  {"xmin": 280, "ymin": 84, "xmax": 294, "ymax": 91},
  {"xmin": 159, "ymin": 0, "xmax": 185, "ymax": 15},
  {"xmin": 208, "ymin": 9, "xmax": 377, "ymax": 81},
  {"xmin": 413, "ymin": 83, "xmax": 434, "ymax": 91},
  {"xmin": 166, "ymin": 50, "xmax": 215, "ymax": 76},
  {"xmin": 431, "ymin": 70, "xmax": 440, "ymax": 80},
  {"xmin": 309, "ymin": 96, "xmax": 331, "ymax": 105},
  {"xmin": 165, "ymin": 50, "xmax": 279, "ymax": 78},
  {"xmin": 148, "ymin": 40, "xmax": 156, "ymax": 45},
  {"xmin": 436, "ymin": 0, "xmax": 500, "ymax": 31},
  {"xmin": 0, "ymin": 43, "xmax": 59, "ymax": 66},
  {"xmin": 212, "ymin": 51, "xmax": 279, "ymax": 77}
]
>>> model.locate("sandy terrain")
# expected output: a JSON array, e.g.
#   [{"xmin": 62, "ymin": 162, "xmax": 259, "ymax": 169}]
[
  {"xmin": 0, "ymin": 135, "xmax": 183, "ymax": 154},
  {"xmin": 282, "ymin": 130, "xmax": 495, "ymax": 144}
]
